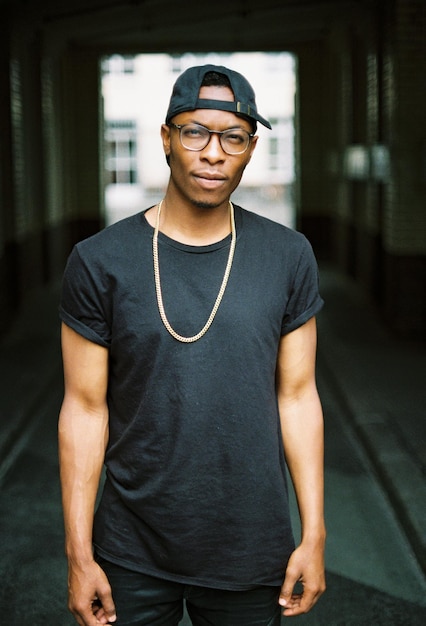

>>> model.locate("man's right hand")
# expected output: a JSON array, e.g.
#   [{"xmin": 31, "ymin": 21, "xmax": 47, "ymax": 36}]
[{"xmin": 67, "ymin": 559, "xmax": 117, "ymax": 626}]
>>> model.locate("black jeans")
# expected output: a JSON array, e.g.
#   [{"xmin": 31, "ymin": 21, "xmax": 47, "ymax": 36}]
[{"xmin": 97, "ymin": 556, "xmax": 282, "ymax": 626}]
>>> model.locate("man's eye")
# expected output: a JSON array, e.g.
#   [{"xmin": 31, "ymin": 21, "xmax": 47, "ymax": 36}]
[
  {"xmin": 184, "ymin": 127, "xmax": 204, "ymax": 138},
  {"xmin": 225, "ymin": 132, "xmax": 245, "ymax": 144}
]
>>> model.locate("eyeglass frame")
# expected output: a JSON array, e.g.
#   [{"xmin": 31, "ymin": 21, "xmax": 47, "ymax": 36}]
[{"xmin": 168, "ymin": 122, "xmax": 255, "ymax": 155}]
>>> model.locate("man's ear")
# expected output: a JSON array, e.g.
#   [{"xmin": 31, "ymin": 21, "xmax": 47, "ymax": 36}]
[
  {"xmin": 161, "ymin": 124, "xmax": 171, "ymax": 157},
  {"xmin": 246, "ymin": 134, "xmax": 258, "ymax": 164}
]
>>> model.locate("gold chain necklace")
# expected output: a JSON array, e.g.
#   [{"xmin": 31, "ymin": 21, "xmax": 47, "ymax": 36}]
[{"xmin": 153, "ymin": 200, "xmax": 236, "ymax": 343}]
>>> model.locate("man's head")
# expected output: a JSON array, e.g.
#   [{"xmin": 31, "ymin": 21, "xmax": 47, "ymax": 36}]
[
  {"xmin": 165, "ymin": 64, "xmax": 272, "ymax": 133},
  {"xmin": 161, "ymin": 65, "xmax": 267, "ymax": 210}
]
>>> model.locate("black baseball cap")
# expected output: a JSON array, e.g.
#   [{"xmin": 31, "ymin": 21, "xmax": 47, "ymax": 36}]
[{"xmin": 165, "ymin": 64, "xmax": 272, "ymax": 130}]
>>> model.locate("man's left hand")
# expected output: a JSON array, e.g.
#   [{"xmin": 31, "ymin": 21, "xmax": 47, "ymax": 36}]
[{"xmin": 278, "ymin": 542, "xmax": 326, "ymax": 616}]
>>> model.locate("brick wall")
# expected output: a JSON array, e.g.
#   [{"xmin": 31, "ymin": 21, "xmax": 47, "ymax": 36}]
[{"xmin": 321, "ymin": 0, "xmax": 425, "ymax": 336}]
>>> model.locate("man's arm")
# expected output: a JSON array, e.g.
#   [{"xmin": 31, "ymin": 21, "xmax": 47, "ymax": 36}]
[
  {"xmin": 276, "ymin": 316, "xmax": 326, "ymax": 616},
  {"xmin": 58, "ymin": 323, "xmax": 117, "ymax": 626}
]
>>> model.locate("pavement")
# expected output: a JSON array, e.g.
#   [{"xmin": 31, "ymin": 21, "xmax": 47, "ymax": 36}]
[
  {"xmin": 0, "ymin": 281, "xmax": 63, "ymax": 485},
  {"xmin": 316, "ymin": 264, "xmax": 426, "ymax": 576},
  {"xmin": 0, "ymin": 264, "xmax": 425, "ymax": 624}
]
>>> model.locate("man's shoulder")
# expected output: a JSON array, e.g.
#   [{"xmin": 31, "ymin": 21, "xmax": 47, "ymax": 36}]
[{"xmin": 75, "ymin": 211, "xmax": 148, "ymax": 254}]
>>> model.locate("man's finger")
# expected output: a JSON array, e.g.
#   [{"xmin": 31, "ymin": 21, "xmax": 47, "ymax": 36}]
[{"xmin": 96, "ymin": 588, "xmax": 117, "ymax": 624}]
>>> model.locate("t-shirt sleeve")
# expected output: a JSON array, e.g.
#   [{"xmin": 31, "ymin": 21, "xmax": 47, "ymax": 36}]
[
  {"xmin": 59, "ymin": 244, "xmax": 111, "ymax": 347},
  {"xmin": 281, "ymin": 236, "xmax": 324, "ymax": 335}
]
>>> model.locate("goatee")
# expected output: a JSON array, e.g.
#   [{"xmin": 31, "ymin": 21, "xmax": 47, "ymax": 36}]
[{"xmin": 193, "ymin": 200, "xmax": 223, "ymax": 210}]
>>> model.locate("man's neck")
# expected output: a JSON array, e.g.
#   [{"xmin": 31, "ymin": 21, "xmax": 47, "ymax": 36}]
[{"xmin": 145, "ymin": 195, "xmax": 232, "ymax": 246}]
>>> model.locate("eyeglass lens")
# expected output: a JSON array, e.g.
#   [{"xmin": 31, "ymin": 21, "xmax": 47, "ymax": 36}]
[{"xmin": 178, "ymin": 124, "xmax": 251, "ymax": 154}]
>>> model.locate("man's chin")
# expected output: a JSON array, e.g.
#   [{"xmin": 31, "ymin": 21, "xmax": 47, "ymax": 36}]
[
  {"xmin": 193, "ymin": 201, "xmax": 221, "ymax": 210},
  {"xmin": 192, "ymin": 196, "xmax": 230, "ymax": 210}
]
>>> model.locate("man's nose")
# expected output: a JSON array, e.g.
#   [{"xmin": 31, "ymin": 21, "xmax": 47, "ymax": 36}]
[{"xmin": 201, "ymin": 133, "xmax": 225, "ymax": 160}]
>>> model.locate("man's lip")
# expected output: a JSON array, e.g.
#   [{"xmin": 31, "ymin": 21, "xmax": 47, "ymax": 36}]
[
  {"xmin": 193, "ymin": 172, "xmax": 227, "ymax": 181},
  {"xmin": 193, "ymin": 174, "xmax": 227, "ymax": 190}
]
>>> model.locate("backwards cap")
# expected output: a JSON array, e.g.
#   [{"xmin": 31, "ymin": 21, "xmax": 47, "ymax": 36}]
[{"xmin": 165, "ymin": 64, "xmax": 272, "ymax": 130}]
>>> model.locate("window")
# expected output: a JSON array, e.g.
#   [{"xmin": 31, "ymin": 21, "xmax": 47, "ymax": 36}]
[
  {"xmin": 105, "ymin": 120, "xmax": 138, "ymax": 184},
  {"xmin": 268, "ymin": 116, "xmax": 294, "ymax": 182},
  {"xmin": 170, "ymin": 54, "xmax": 183, "ymax": 73},
  {"xmin": 102, "ymin": 54, "xmax": 135, "ymax": 75}
]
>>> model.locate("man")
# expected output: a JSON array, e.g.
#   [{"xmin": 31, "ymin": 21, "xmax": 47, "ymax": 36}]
[{"xmin": 58, "ymin": 64, "xmax": 326, "ymax": 626}]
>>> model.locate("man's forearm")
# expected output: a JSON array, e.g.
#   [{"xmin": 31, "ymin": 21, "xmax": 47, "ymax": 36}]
[
  {"xmin": 58, "ymin": 399, "xmax": 109, "ymax": 563},
  {"xmin": 279, "ymin": 389, "xmax": 325, "ymax": 541},
  {"xmin": 278, "ymin": 389, "xmax": 326, "ymax": 615}
]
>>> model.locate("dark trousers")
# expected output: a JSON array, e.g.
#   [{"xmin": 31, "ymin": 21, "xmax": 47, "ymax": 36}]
[{"xmin": 97, "ymin": 556, "xmax": 282, "ymax": 626}]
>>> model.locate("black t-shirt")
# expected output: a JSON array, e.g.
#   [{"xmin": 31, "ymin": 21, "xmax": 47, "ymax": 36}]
[{"xmin": 60, "ymin": 205, "xmax": 323, "ymax": 590}]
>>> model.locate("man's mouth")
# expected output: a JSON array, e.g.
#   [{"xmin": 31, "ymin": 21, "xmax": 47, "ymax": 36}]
[{"xmin": 193, "ymin": 172, "xmax": 227, "ymax": 189}]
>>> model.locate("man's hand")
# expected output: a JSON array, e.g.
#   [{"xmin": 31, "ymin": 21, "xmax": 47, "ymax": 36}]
[
  {"xmin": 67, "ymin": 559, "xmax": 117, "ymax": 626},
  {"xmin": 279, "ymin": 542, "xmax": 326, "ymax": 617}
]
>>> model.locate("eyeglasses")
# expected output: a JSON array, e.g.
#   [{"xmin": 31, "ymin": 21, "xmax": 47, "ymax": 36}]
[{"xmin": 169, "ymin": 123, "xmax": 254, "ymax": 155}]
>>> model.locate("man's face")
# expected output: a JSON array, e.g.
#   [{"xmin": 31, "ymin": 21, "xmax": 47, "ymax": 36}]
[{"xmin": 162, "ymin": 85, "xmax": 258, "ymax": 210}]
